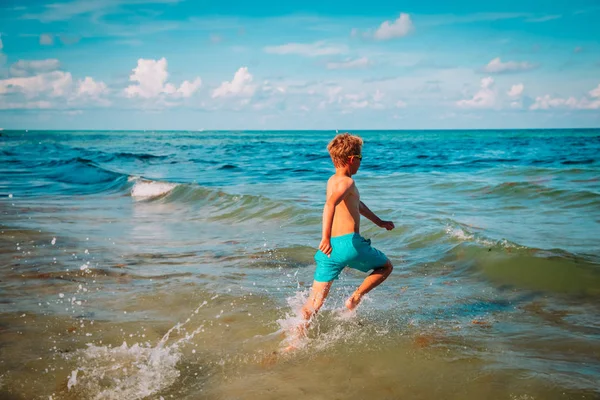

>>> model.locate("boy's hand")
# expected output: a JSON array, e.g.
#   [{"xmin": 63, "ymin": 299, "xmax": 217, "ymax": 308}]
[
  {"xmin": 319, "ymin": 238, "xmax": 332, "ymax": 256},
  {"xmin": 378, "ymin": 220, "xmax": 395, "ymax": 231}
]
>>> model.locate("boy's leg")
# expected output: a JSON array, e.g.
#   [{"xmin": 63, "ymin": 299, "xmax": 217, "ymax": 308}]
[
  {"xmin": 284, "ymin": 280, "xmax": 332, "ymax": 350},
  {"xmin": 345, "ymin": 260, "xmax": 393, "ymax": 311},
  {"xmin": 301, "ymin": 280, "xmax": 333, "ymax": 321}
]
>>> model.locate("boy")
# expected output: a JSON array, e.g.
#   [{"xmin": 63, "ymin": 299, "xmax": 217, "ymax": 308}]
[{"xmin": 299, "ymin": 133, "xmax": 394, "ymax": 329}]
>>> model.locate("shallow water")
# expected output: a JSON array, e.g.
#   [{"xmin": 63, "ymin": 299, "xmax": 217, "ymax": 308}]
[{"xmin": 0, "ymin": 129, "xmax": 599, "ymax": 399}]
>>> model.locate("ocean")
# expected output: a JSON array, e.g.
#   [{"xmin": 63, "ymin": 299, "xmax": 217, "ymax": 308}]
[{"xmin": 0, "ymin": 129, "xmax": 599, "ymax": 399}]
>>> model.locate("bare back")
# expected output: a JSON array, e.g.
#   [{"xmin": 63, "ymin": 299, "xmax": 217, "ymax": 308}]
[{"xmin": 327, "ymin": 174, "xmax": 361, "ymax": 237}]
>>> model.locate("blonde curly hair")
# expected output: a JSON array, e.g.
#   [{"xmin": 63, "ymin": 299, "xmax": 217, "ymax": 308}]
[{"xmin": 327, "ymin": 133, "xmax": 363, "ymax": 167}]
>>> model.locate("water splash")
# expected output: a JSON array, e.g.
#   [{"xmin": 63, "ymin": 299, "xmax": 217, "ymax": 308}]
[
  {"xmin": 275, "ymin": 289, "xmax": 367, "ymax": 353},
  {"xmin": 276, "ymin": 290, "xmax": 310, "ymax": 351},
  {"xmin": 65, "ymin": 301, "xmax": 208, "ymax": 399}
]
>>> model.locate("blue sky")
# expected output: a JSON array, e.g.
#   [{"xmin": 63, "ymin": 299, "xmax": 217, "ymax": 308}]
[{"xmin": 0, "ymin": 0, "xmax": 599, "ymax": 130}]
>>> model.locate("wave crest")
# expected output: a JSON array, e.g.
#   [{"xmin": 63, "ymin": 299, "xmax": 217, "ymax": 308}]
[{"xmin": 131, "ymin": 180, "xmax": 178, "ymax": 200}]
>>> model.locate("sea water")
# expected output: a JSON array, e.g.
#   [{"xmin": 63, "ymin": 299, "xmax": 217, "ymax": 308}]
[{"xmin": 0, "ymin": 130, "xmax": 599, "ymax": 399}]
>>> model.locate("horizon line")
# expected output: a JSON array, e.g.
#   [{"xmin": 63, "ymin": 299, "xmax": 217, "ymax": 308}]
[{"xmin": 2, "ymin": 127, "xmax": 600, "ymax": 132}]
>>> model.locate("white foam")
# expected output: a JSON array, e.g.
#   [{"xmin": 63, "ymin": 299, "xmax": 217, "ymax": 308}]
[
  {"xmin": 445, "ymin": 226, "xmax": 473, "ymax": 241},
  {"xmin": 65, "ymin": 301, "xmax": 208, "ymax": 399},
  {"xmin": 67, "ymin": 369, "xmax": 78, "ymax": 390},
  {"xmin": 445, "ymin": 225, "xmax": 520, "ymax": 248},
  {"xmin": 67, "ymin": 341, "xmax": 181, "ymax": 399},
  {"xmin": 131, "ymin": 180, "xmax": 177, "ymax": 200}
]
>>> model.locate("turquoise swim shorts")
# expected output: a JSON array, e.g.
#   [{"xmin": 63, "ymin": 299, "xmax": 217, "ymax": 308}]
[{"xmin": 314, "ymin": 233, "xmax": 389, "ymax": 282}]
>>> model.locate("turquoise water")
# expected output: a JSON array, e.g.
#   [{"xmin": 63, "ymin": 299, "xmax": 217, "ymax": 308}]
[{"xmin": 0, "ymin": 130, "xmax": 599, "ymax": 399}]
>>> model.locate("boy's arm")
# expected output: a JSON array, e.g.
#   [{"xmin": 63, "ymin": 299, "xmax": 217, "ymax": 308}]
[
  {"xmin": 359, "ymin": 201, "xmax": 395, "ymax": 231},
  {"xmin": 319, "ymin": 179, "xmax": 354, "ymax": 256}
]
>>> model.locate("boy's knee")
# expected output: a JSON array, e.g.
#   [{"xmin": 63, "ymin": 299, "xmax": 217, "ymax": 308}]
[{"xmin": 383, "ymin": 260, "xmax": 393, "ymax": 275}]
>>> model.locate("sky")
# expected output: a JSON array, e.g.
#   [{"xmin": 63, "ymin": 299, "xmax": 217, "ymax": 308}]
[{"xmin": 0, "ymin": 0, "xmax": 599, "ymax": 130}]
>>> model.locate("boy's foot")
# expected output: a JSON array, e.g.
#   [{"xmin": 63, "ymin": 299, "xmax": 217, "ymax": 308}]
[
  {"xmin": 281, "ymin": 343, "xmax": 300, "ymax": 353},
  {"xmin": 281, "ymin": 332, "xmax": 307, "ymax": 353},
  {"xmin": 280, "ymin": 321, "xmax": 308, "ymax": 353},
  {"xmin": 345, "ymin": 294, "xmax": 362, "ymax": 311}
]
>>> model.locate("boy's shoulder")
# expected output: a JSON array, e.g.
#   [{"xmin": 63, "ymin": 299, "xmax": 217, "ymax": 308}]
[{"xmin": 327, "ymin": 174, "xmax": 355, "ymax": 188}]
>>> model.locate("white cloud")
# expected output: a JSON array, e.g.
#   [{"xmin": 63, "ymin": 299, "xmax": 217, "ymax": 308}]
[
  {"xmin": 508, "ymin": 84, "xmax": 524, "ymax": 108},
  {"xmin": 372, "ymin": 89, "xmax": 385, "ymax": 102},
  {"xmin": 318, "ymin": 86, "xmax": 402, "ymax": 113},
  {"xmin": 296, "ymin": 81, "xmax": 414, "ymax": 113},
  {"xmin": 580, "ymin": 100, "xmax": 600, "ymax": 110},
  {"xmin": 21, "ymin": 0, "xmax": 182, "ymax": 22},
  {"xmin": 125, "ymin": 58, "xmax": 169, "ymax": 98},
  {"xmin": 525, "ymin": 15, "xmax": 561, "ymax": 23},
  {"xmin": 483, "ymin": 57, "xmax": 536, "ymax": 73},
  {"xmin": 177, "ymin": 78, "xmax": 202, "ymax": 98},
  {"xmin": 209, "ymin": 34, "xmax": 223, "ymax": 44},
  {"xmin": 261, "ymin": 80, "xmax": 286, "ymax": 96},
  {"xmin": 0, "ymin": 35, "xmax": 5, "ymax": 66},
  {"xmin": 419, "ymin": 12, "xmax": 528, "ymax": 27},
  {"xmin": 507, "ymin": 83, "xmax": 524, "ymax": 97},
  {"xmin": 9, "ymin": 59, "xmax": 61, "ymax": 77},
  {"xmin": 212, "ymin": 67, "xmax": 255, "ymax": 98},
  {"xmin": 0, "ymin": 62, "xmax": 110, "ymax": 109},
  {"xmin": 124, "ymin": 58, "xmax": 201, "ymax": 99},
  {"xmin": 530, "ymin": 95, "xmax": 578, "ymax": 110},
  {"xmin": 264, "ymin": 41, "xmax": 347, "ymax": 57},
  {"xmin": 320, "ymin": 86, "xmax": 343, "ymax": 107},
  {"xmin": 0, "ymin": 100, "xmax": 54, "ymax": 110},
  {"xmin": 373, "ymin": 13, "xmax": 414, "ymax": 40},
  {"xmin": 456, "ymin": 77, "xmax": 496, "ymax": 108},
  {"xmin": 326, "ymin": 57, "xmax": 370, "ymax": 70},
  {"xmin": 344, "ymin": 93, "xmax": 362, "ymax": 102},
  {"xmin": 40, "ymin": 34, "xmax": 54, "ymax": 45},
  {"xmin": 590, "ymin": 84, "xmax": 600, "ymax": 98},
  {"xmin": 77, "ymin": 77, "xmax": 108, "ymax": 98},
  {"xmin": 530, "ymin": 84, "xmax": 600, "ymax": 110},
  {"xmin": 59, "ymin": 35, "xmax": 80, "ymax": 45},
  {"xmin": 0, "ymin": 71, "xmax": 73, "ymax": 97},
  {"xmin": 348, "ymin": 100, "xmax": 369, "ymax": 109},
  {"xmin": 115, "ymin": 39, "xmax": 143, "ymax": 46}
]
